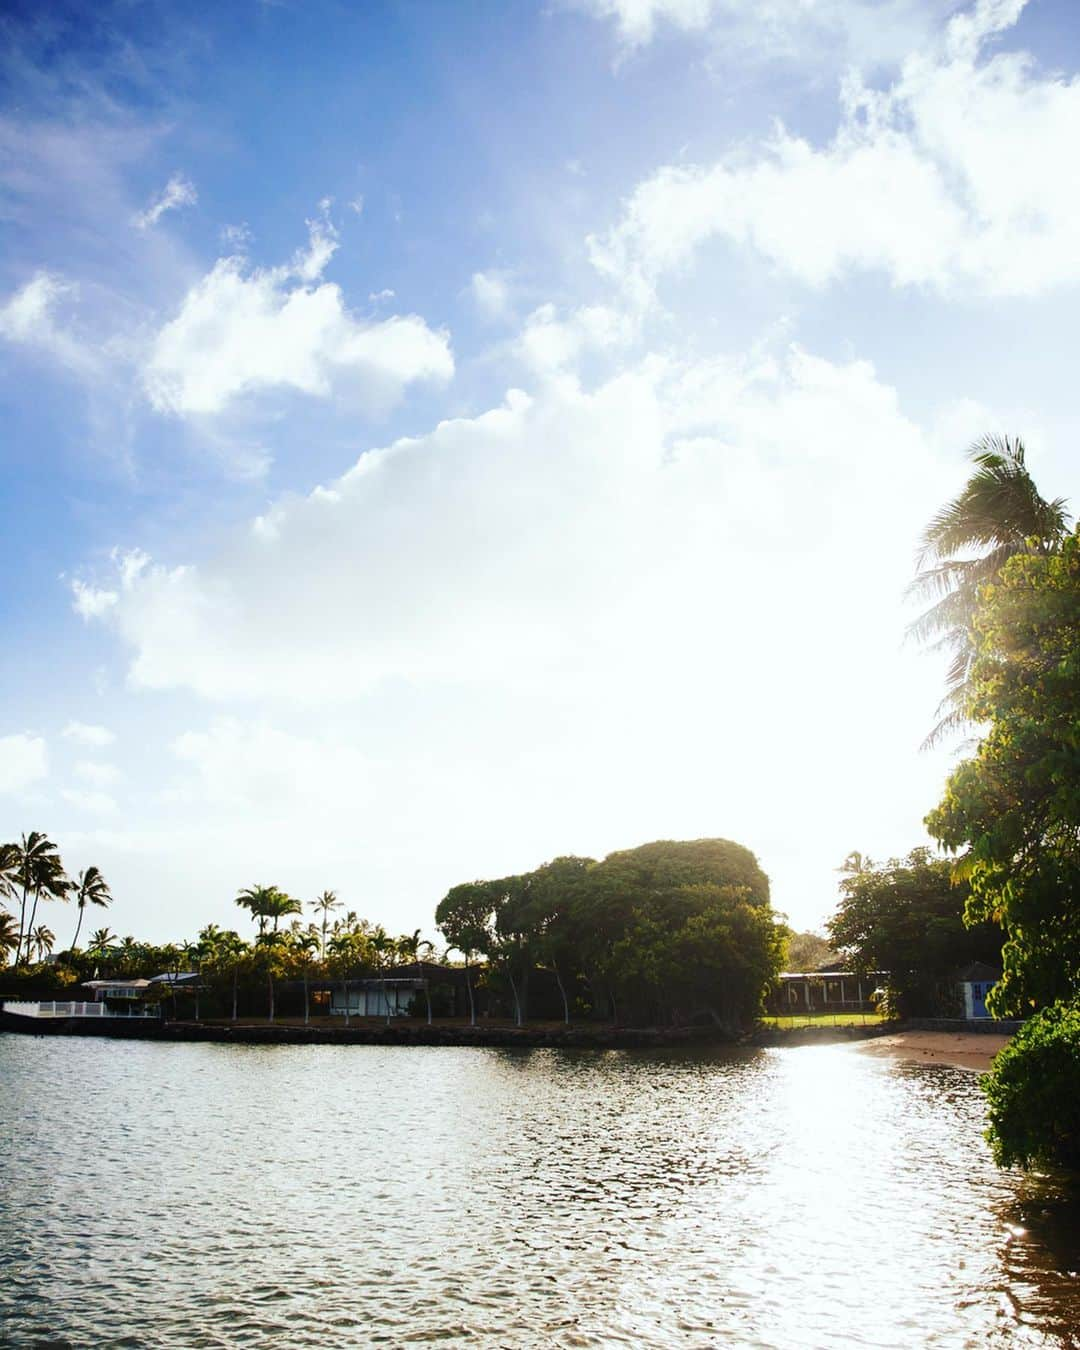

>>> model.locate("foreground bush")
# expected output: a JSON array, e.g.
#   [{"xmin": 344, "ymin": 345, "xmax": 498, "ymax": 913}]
[{"xmin": 984, "ymin": 1001, "xmax": 1080, "ymax": 1169}]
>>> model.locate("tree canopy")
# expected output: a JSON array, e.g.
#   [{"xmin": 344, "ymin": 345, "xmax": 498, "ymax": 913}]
[
  {"xmin": 827, "ymin": 848, "xmax": 1000, "ymax": 1006},
  {"xmin": 436, "ymin": 837, "xmax": 785, "ymax": 1031}
]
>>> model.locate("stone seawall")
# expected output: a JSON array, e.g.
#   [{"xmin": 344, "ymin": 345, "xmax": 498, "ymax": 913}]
[{"xmin": 0, "ymin": 1012, "xmax": 738, "ymax": 1049}]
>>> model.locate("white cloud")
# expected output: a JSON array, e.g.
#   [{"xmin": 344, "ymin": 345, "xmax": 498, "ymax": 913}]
[
  {"xmin": 71, "ymin": 578, "xmax": 119, "ymax": 620},
  {"xmin": 589, "ymin": 1, "xmax": 1080, "ymax": 300},
  {"xmin": 516, "ymin": 302, "xmax": 638, "ymax": 374},
  {"xmin": 469, "ymin": 270, "xmax": 514, "ymax": 321},
  {"xmin": 0, "ymin": 272, "xmax": 96, "ymax": 373},
  {"xmin": 170, "ymin": 719, "xmax": 375, "ymax": 820},
  {"xmin": 62, "ymin": 721, "xmax": 116, "ymax": 748},
  {"xmin": 75, "ymin": 341, "xmax": 943, "ymax": 708},
  {"xmin": 60, "ymin": 787, "xmax": 119, "ymax": 815},
  {"xmin": 143, "ymin": 216, "xmax": 453, "ymax": 416},
  {"xmin": 73, "ymin": 760, "xmax": 122, "ymax": 787},
  {"xmin": 133, "ymin": 171, "xmax": 197, "ymax": 230},
  {"xmin": 574, "ymin": 0, "xmax": 714, "ymax": 48},
  {"xmin": 576, "ymin": 0, "xmax": 974, "ymax": 67},
  {"xmin": 0, "ymin": 733, "xmax": 48, "ymax": 794}
]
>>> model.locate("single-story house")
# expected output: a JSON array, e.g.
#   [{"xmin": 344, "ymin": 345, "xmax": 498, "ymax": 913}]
[{"xmin": 771, "ymin": 967, "xmax": 884, "ymax": 1013}]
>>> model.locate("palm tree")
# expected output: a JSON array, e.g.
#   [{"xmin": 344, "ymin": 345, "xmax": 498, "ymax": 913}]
[
  {"xmin": 369, "ymin": 926, "xmax": 399, "ymax": 1026},
  {"xmin": 255, "ymin": 933, "xmax": 288, "ymax": 1023},
  {"xmin": 328, "ymin": 929, "xmax": 358, "ymax": 1026},
  {"xmin": 70, "ymin": 867, "xmax": 112, "ymax": 951},
  {"xmin": 87, "ymin": 927, "xmax": 118, "ymax": 961},
  {"xmin": 399, "ymin": 928, "xmax": 434, "ymax": 1025},
  {"xmin": 12, "ymin": 833, "xmax": 68, "ymax": 964},
  {"xmin": 909, "ymin": 436, "xmax": 1070, "ymax": 745},
  {"xmin": 207, "ymin": 929, "xmax": 248, "ymax": 1022},
  {"xmin": 236, "ymin": 884, "xmax": 301, "ymax": 935},
  {"xmin": 30, "ymin": 924, "xmax": 55, "ymax": 962},
  {"xmin": 0, "ymin": 842, "xmax": 18, "ymax": 908},
  {"xmin": 310, "ymin": 889, "xmax": 342, "ymax": 958},
  {"xmin": 292, "ymin": 929, "xmax": 321, "ymax": 1025},
  {"xmin": 0, "ymin": 910, "xmax": 18, "ymax": 964}
]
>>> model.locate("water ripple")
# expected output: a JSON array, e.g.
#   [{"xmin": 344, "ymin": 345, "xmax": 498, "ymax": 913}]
[{"xmin": 1, "ymin": 1038, "xmax": 1078, "ymax": 1347}]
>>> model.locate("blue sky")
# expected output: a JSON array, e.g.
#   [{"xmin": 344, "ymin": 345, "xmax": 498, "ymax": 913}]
[{"xmin": 2, "ymin": 0, "xmax": 1078, "ymax": 945}]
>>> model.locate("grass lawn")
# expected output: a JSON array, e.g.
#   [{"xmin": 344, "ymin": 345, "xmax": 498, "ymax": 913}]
[{"xmin": 761, "ymin": 1012, "xmax": 889, "ymax": 1028}]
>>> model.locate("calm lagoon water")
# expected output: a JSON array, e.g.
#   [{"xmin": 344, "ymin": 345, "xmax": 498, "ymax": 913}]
[{"xmin": 1, "ymin": 1036, "xmax": 1078, "ymax": 1348}]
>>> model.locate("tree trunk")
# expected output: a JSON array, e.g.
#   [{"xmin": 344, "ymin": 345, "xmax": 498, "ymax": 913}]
[
  {"xmin": 342, "ymin": 977, "xmax": 350, "ymax": 1027},
  {"xmin": 553, "ymin": 961, "xmax": 570, "ymax": 1025},
  {"xmin": 303, "ymin": 970, "xmax": 310, "ymax": 1025},
  {"xmin": 267, "ymin": 969, "xmax": 275, "ymax": 1023},
  {"xmin": 465, "ymin": 963, "xmax": 476, "ymax": 1026},
  {"xmin": 423, "ymin": 972, "xmax": 432, "ymax": 1026},
  {"xmin": 507, "ymin": 968, "xmax": 523, "ymax": 1027},
  {"xmin": 24, "ymin": 887, "xmax": 42, "ymax": 961},
  {"xmin": 16, "ymin": 882, "xmax": 30, "ymax": 964},
  {"xmin": 195, "ymin": 986, "xmax": 201, "ymax": 1021},
  {"xmin": 232, "ymin": 967, "xmax": 238, "ymax": 1021},
  {"xmin": 72, "ymin": 904, "xmax": 85, "ymax": 952}
]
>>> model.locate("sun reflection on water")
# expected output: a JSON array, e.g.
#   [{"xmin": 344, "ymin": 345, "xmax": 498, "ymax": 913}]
[{"xmin": 0, "ymin": 1036, "xmax": 1077, "ymax": 1348}]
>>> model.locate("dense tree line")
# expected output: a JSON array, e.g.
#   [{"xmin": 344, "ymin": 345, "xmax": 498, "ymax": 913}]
[
  {"xmin": 436, "ymin": 838, "xmax": 786, "ymax": 1032},
  {"xmin": 826, "ymin": 848, "xmax": 1001, "ymax": 1017},
  {"xmin": 913, "ymin": 437, "xmax": 1080, "ymax": 1168}
]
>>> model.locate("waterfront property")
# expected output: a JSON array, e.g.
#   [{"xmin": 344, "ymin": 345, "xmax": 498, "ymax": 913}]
[
  {"xmin": 329, "ymin": 977, "xmax": 426, "ymax": 1018},
  {"xmin": 0, "ymin": 974, "xmax": 200, "ymax": 1021},
  {"xmin": 772, "ymin": 967, "xmax": 881, "ymax": 1014}
]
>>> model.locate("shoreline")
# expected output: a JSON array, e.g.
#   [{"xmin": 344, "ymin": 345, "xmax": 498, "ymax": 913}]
[
  {"xmin": 854, "ymin": 1029, "xmax": 1011, "ymax": 1071},
  {"xmin": 0, "ymin": 1014, "xmax": 1015, "ymax": 1064}
]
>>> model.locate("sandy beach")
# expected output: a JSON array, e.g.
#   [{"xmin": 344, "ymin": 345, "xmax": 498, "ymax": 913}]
[{"xmin": 857, "ymin": 1030, "xmax": 1011, "ymax": 1071}]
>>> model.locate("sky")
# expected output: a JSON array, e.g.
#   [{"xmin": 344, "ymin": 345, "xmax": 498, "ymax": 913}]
[{"xmin": 1, "ymin": 0, "xmax": 1078, "ymax": 947}]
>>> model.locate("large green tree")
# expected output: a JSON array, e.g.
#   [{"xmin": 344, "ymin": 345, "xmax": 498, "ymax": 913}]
[
  {"xmin": 435, "ymin": 838, "xmax": 784, "ymax": 1031},
  {"xmin": 827, "ymin": 848, "xmax": 1001, "ymax": 1014}
]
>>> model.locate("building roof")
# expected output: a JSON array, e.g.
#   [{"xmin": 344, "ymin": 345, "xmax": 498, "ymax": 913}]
[
  {"xmin": 82, "ymin": 979, "xmax": 151, "ymax": 990},
  {"xmin": 954, "ymin": 961, "xmax": 1001, "ymax": 983}
]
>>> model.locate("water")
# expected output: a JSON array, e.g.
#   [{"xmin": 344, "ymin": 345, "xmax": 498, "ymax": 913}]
[{"xmin": 1, "ymin": 1037, "xmax": 1077, "ymax": 1348}]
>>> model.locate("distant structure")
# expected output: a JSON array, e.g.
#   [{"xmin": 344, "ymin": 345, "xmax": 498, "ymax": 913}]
[
  {"xmin": 772, "ymin": 963, "xmax": 880, "ymax": 1014},
  {"xmin": 954, "ymin": 962, "xmax": 1001, "ymax": 1020}
]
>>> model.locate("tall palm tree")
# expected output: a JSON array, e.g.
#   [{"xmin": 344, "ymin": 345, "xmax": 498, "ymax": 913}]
[
  {"xmin": 70, "ymin": 867, "xmax": 112, "ymax": 951},
  {"xmin": 208, "ymin": 929, "xmax": 248, "ymax": 1022},
  {"xmin": 235, "ymin": 884, "xmax": 301, "ymax": 935},
  {"xmin": 12, "ymin": 833, "xmax": 68, "ymax": 964},
  {"xmin": 909, "ymin": 435, "xmax": 1070, "ymax": 745},
  {"xmin": 310, "ymin": 889, "xmax": 342, "ymax": 958},
  {"xmin": 292, "ymin": 929, "xmax": 321, "ymax": 1025}
]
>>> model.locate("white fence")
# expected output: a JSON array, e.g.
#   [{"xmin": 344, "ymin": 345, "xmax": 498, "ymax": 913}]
[{"xmin": 2, "ymin": 999, "xmax": 158, "ymax": 1019}]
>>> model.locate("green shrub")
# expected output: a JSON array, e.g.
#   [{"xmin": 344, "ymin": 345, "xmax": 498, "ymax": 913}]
[{"xmin": 984, "ymin": 1001, "xmax": 1080, "ymax": 1169}]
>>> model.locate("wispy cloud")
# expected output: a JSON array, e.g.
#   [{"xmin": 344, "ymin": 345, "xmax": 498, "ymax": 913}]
[
  {"xmin": 63, "ymin": 721, "xmax": 116, "ymax": 748},
  {"xmin": 133, "ymin": 171, "xmax": 197, "ymax": 230}
]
